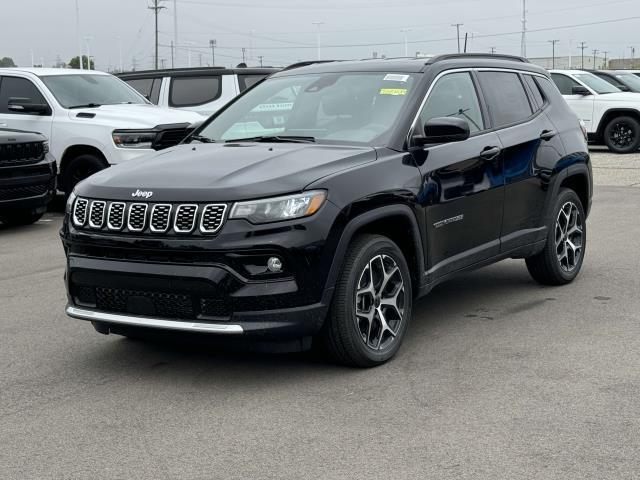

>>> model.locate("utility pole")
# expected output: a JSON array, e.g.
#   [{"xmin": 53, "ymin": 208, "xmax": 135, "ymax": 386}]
[
  {"xmin": 451, "ymin": 23, "xmax": 463, "ymax": 53},
  {"xmin": 490, "ymin": 47, "xmax": 496, "ymax": 54},
  {"xmin": 173, "ymin": 0, "xmax": 178, "ymax": 64},
  {"xmin": 630, "ymin": 46, "xmax": 636, "ymax": 68},
  {"xmin": 241, "ymin": 47, "xmax": 246, "ymax": 64},
  {"xmin": 603, "ymin": 51, "xmax": 609, "ymax": 69},
  {"xmin": 84, "ymin": 36, "xmax": 93, "ymax": 70},
  {"xmin": 161, "ymin": 58, "xmax": 166, "ymax": 69},
  {"xmin": 132, "ymin": 56, "xmax": 138, "ymax": 72},
  {"xmin": 312, "ymin": 22, "xmax": 324, "ymax": 60},
  {"xmin": 521, "ymin": 0, "xmax": 527, "ymax": 57},
  {"xmin": 75, "ymin": 0, "xmax": 83, "ymax": 70},
  {"xmin": 148, "ymin": 0, "xmax": 166, "ymax": 70},
  {"xmin": 592, "ymin": 49, "xmax": 599, "ymax": 69},
  {"xmin": 209, "ymin": 39, "xmax": 216, "ymax": 66},
  {"xmin": 400, "ymin": 28, "xmax": 411, "ymax": 57},
  {"xmin": 170, "ymin": 40, "xmax": 174, "ymax": 68},
  {"xmin": 258, "ymin": 55, "xmax": 263, "ymax": 67},
  {"xmin": 578, "ymin": 42, "xmax": 588, "ymax": 69},
  {"xmin": 118, "ymin": 36, "xmax": 123, "ymax": 72},
  {"xmin": 548, "ymin": 40, "xmax": 559, "ymax": 69},
  {"xmin": 463, "ymin": 32, "xmax": 468, "ymax": 53},
  {"xmin": 30, "ymin": 50, "xmax": 34, "ymax": 67}
]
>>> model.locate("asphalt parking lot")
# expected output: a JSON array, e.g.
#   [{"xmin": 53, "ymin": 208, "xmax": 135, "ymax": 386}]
[{"xmin": 1, "ymin": 150, "xmax": 639, "ymax": 479}]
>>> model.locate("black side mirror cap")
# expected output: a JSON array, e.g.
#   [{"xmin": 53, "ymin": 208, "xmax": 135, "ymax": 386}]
[
  {"xmin": 619, "ymin": 85, "xmax": 631, "ymax": 92},
  {"xmin": 8, "ymin": 97, "xmax": 51, "ymax": 115},
  {"xmin": 413, "ymin": 116, "xmax": 471, "ymax": 146},
  {"xmin": 571, "ymin": 85, "xmax": 591, "ymax": 96}
]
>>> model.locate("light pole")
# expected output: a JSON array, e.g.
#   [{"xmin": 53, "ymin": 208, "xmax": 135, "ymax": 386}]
[
  {"xmin": 84, "ymin": 36, "xmax": 93, "ymax": 69},
  {"xmin": 312, "ymin": 22, "xmax": 324, "ymax": 60},
  {"xmin": 592, "ymin": 49, "xmax": 599, "ymax": 69},
  {"xmin": 209, "ymin": 39, "xmax": 216, "ymax": 66},
  {"xmin": 258, "ymin": 55, "xmax": 264, "ymax": 67},
  {"xmin": 75, "ymin": 0, "xmax": 83, "ymax": 70},
  {"xmin": 548, "ymin": 39, "xmax": 559, "ymax": 69},
  {"xmin": 603, "ymin": 51, "xmax": 609, "ymax": 69},
  {"xmin": 400, "ymin": 28, "xmax": 411, "ymax": 57}
]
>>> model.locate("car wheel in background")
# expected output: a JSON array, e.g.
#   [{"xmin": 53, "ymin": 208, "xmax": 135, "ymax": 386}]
[
  {"xmin": 63, "ymin": 154, "xmax": 108, "ymax": 196},
  {"xmin": 603, "ymin": 115, "xmax": 640, "ymax": 153}
]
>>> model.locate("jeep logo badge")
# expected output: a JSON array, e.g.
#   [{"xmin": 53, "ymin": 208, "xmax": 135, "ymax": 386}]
[{"xmin": 131, "ymin": 189, "xmax": 153, "ymax": 199}]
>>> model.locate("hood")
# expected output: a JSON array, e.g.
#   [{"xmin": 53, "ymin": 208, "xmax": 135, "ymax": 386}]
[
  {"xmin": 76, "ymin": 142, "xmax": 376, "ymax": 202},
  {"xmin": 595, "ymin": 92, "xmax": 640, "ymax": 102},
  {"xmin": 67, "ymin": 103, "xmax": 205, "ymax": 128}
]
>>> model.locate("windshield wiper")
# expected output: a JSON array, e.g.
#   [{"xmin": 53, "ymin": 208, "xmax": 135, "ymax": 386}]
[
  {"xmin": 68, "ymin": 103, "xmax": 102, "ymax": 109},
  {"xmin": 190, "ymin": 134, "xmax": 215, "ymax": 143},
  {"xmin": 225, "ymin": 135, "xmax": 316, "ymax": 144}
]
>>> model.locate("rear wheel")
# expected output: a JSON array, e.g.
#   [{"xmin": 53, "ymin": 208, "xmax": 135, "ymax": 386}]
[
  {"xmin": 63, "ymin": 154, "xmax": 108, "ymax": 196},
  {"xmin": 603, "ymin": 115, "xmax": 640, "ymax": 153},
  {"xmin": 0, "ymin": 209, "xmax": 43, "ymax": 226},
  {"xmin": 526, "ymin": 188, "xmax": 586, "ymax": 285},
  {"xmin": 320, "ymin": 234, "xmax": 412, "ymax": 367}
]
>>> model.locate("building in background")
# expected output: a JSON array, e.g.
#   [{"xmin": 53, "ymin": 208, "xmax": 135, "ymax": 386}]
[{"xmin": 528, "ymin": 55, "xmax": 607, "ymax": 70}]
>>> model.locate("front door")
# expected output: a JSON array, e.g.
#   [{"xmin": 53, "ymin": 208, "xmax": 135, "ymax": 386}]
[
  {"xmin": 413, "ymin": 71, "xmax": 504, "ymax": 280},
  {"xmin": 0, "ymin": 76, "xmax": 53, "ymax": 140}
]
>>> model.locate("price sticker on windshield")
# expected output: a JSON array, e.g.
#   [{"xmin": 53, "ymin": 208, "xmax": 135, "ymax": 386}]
[{"xmin": 379, "ymin": 88, "xmax": 408, "ymax": 96}]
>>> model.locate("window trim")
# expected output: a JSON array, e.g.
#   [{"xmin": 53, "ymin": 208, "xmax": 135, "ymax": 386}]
[
  {"xmin": 521, "ymin": 73, "xmax": 548, "ymax": 112},
  {"xmin": 168, "ymin": 75, "xmax": 223, "ymax": 108},
  {"xmin": 0, "ymin": 75, "xmax": 52, "ymax": 116}
]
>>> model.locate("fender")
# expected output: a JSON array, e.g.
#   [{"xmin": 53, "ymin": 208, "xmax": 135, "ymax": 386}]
[
  {"xmin": 596, "ymin": 108, "xmax": 640, "ymax": 135},
  {"xmin": 324, "ymin": 204, "xmax": 426, "ymax": 295}
]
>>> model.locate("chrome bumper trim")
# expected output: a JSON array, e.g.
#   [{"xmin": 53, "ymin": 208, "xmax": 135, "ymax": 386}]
[{"xmin": 65, "ymin": 306, "xmax": 244, "ymax": 334}]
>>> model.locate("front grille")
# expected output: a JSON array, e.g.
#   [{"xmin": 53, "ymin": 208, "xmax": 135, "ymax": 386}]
[
  {"xmin": 200, "ymin": 204, "xmax": 227, "ymax": 233},
  {"xmin": 73, "ymin": 197, "xmax": 228, "ymax": 236},
  {"xmin": 153, "ymin": 128, "xmax": 194, "ymax": 150},
  {"xmin": 0, "ymin": 178, "xmax": 54, "ymax": 201},
  {"xmin": 127, "ymin": 203, "xmax": 148, "ymax": 232},
  {"xmin": 88, "ymin": 201, "xmax": 106, "ymax": 228},
  {"xmin": 0, "ymin": 141, "xmax": 45, "ymax": 166},
  {"xmin": 174, "ymin": 204, "xmax": 198, "ymax": 233},
  {"xmin": 95, "ymin": 287, "xmax": 195, "ymax": 319}
]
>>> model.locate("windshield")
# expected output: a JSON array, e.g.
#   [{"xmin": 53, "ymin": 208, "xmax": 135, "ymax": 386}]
[
  {"xmin": 614, "ymin": 73, "xmax": 640, "ymax": 91},
  {"xmin": 195, "ymin": 72, "xmax": 418, "ymax": 146},
  {"xmin": 574, "ymin": 73, "xmax": 621, "ymax": 94},
  {"xmin": 40, "ymin": 74, "xmax": 148, "ymax": 108}
]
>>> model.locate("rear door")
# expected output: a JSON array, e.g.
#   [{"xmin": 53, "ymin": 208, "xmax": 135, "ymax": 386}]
[
  {"xmin": 414, "ymin": 71, "xmax": 504, "ymax": 279},
  {"xmin": 478, "ymin": 70, "xmax": 566, "ymax": 251}
]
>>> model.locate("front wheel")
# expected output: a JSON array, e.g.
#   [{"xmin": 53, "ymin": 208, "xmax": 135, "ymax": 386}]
[
  {"xmin": 603, "ymin": 115, "xmax": 640, "ymax": 153},
  {"xmin": 62, "ymin": 154, "xmax": 108, "ymax": 196},
  {"xmin": 320, "ymin": 234, "xmax": 412, "ymax": 367},
  {"xmin": 526, "ymin": 188, "xmax": 586, "ymax": 285}
]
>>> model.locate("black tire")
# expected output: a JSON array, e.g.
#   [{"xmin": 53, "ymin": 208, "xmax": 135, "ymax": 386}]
[
  {"xmin": 0, "ymin": 209, "xmax": 43, "ymax": 226},
  {"xmin": 62, "ymin": 154, "xmax": 108, "ymax": 196},
  {"xmin": 603, "ymin": 115, "xmax": 640, "ymax": 153},
  {"xmin": 320, "ymin": 234, "xmax": 413, "ymax": 367},
  {"xmin": 526, "ymin": 188, "xmax": 586, "ymax": 285}
]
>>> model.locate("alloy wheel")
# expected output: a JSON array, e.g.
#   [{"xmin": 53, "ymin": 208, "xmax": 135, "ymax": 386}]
[
  {"xmin": 555, "ymin": 201, "xmax": 583, "ymax": 272},
  {"xmin": 610, "ymin": 121, "xmax": 635, "ymax": 149},
  {"xmin": 354, "ymin": 254, "xmax": 405, "ymax": 350}
]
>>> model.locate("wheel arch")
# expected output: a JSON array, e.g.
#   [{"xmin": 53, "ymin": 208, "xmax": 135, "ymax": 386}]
[
  {"xmin": 325, "ymin": 204, "xmax": 426, "ymax": 297},
  {"xmin": 595, "ymin": 108, "xmax": 640, "ymax": 140},
  {"xmin": 59, "ymin": 144, "xmax": 108, "ymax": 177},
  {"xmin": 560, "ymin": 170, "xmax": 591, "ymax": 217}
]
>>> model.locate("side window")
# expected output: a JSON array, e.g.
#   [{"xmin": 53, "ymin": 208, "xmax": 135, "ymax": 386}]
[
  {"xmin": 0, "ymin": 76, "xmax": 48, "ymax": 114},
  {"xmin": 550, "ymin": 73, "xmax": 581, "ymax": 95},
  {"xmin": 478, "ymin": 71, "xmax": 533, "ymax": 127},
  {"xmin": 149, "ymin": 78, "xmax": 162, "ymax": 104},
  {"xmin": 238, "ymin": 74, "xmax": 267, "ymax": 92},
  {"xmin": 535, "ymin": 76, "xmax": 568, "ymax": 104},
  {"xmin": 126, "ymin": 78, "xmax": 154, "ymax": 99},
  {"xmin": 523, "ymin": 75, "xmax": 545, "ymax": 110},
  {"xmin": 417, "ymin": 72, "xmax": 484, "ymax": 133},
  {"xmin": 169, "ymin": 76, "xmax": 221, "ymax": 107}
]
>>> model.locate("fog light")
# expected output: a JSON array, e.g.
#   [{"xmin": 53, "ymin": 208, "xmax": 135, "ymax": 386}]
[{"xmin": 267, "ymin": 257, "xmax": 283, "ymax": 273}]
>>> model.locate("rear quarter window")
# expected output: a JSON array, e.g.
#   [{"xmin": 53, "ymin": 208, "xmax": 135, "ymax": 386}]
[
  {"xmin": 238, "ymin": 74, "xmax": 267, "ymax": 92},
  {"xmin": 523, "ymin": 75, "xmax": 545, "ymax": 110},
  {"xmin": 169, "ymin": 76, "xmax": 221, "ymax": 107},
  {"xmin": 478, "ymin": 71, "xmax": 533, "ymax": 127}
]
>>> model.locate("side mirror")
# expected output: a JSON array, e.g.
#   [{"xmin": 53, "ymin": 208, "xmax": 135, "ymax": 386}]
[
  {"xmin": 571, "ymin": 85, "xmax": 591, "ymax": 96},
  {"xmin": 8, "ymin": 97, "xmax": 51, "ymax": 115},
  {"xmin": 414, "ymin": 117, "xmax": 470, "ymax": 146},
  {"xmin": 619, "ymin": 85, "xmax": 631, "ymax": 92}
]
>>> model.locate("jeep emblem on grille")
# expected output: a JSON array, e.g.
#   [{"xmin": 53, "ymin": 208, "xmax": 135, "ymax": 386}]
[{"xmin": 131, "ymin": 189, "xmax": 153, "ymax": 199}]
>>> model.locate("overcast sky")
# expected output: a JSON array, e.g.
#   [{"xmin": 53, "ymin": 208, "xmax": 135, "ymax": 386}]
[{"xmin": 1, "ymin": 0, "xmax": 639, "ymax": 71}]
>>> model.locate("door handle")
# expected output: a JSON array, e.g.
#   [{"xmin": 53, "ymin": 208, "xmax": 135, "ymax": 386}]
[
  {"xmin": 540, "ymin": 129, "xmax": 557, "ymax": 141},
  {"xmin": 480, "ymin": 146, "xmax": 501, "ymax": 161}
]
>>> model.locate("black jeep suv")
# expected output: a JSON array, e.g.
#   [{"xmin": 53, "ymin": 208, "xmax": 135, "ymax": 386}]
[
  {"xmin": 1, "ymin": 128, "xmax": 56, "ymax": 225},
  {"xmin": 61, "ymin": 54, "xmax": 592, "ymax": 367}
]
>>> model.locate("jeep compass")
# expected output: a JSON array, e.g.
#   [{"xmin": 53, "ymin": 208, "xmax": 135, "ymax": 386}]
[{"xmin": 61, "ymin": 54, "xmax": 592, "ymax": 367}]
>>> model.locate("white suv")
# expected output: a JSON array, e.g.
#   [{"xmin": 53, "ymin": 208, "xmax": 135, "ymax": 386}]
[
  {"xmin": 118, "ymin": 67, "xmax": 278, "ymax": 117},
  {"xmin": 550, "ymin": 70, "xmax": 640, "ymax": 153},
  {"xmin": 0, "ymin": 68, "xmax": 204, "ymax": 193}
]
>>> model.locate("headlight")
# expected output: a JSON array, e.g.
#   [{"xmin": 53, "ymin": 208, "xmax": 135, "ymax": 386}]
[
  {"xmin": 42, "ymin": 141, "xmax": 49, "ymax": 154},
  {"xmin": 112, "ymin": 130, "xmax": 157, "ymax": 149},
  {"xmin": 230, "ymin": 190, "xmax": 326, "ymax": 224},
  {"xmin": 65, "ymin": 190, "xmax": 77, "ymax": 214}
]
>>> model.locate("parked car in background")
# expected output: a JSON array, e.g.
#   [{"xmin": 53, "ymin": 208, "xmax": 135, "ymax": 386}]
[
  {"xmin": 588, "ymin": 70, "xmax": 640, "ymax": 93},
  {"xmin": 0, "ymin": 128, "xmax": 56, "ymax": 225},
  {"xmin": 550, "ymin": 69, "xmax": 640, "ymax": 153},
  {"xmin": 117, "ymin": 67, "xmax": 279, "ymax": 116},
  {"xmin": 0, "ymin": 68, "xmax": 204, "ymax": 195},
  {"xmin": 63, "ymin": 54, "xmax": 592, "ymax": 367}
]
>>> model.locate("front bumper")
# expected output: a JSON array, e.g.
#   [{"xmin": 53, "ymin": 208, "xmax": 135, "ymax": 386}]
[{"xmin": 0, "ymin": 153, "xmax": 57, "ymax": 210}]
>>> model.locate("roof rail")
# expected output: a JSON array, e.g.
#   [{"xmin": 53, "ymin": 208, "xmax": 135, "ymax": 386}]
[
  {"xmin": 281, "ymin": 60, "xmax": 339, "ymax": 71},
  {"xmin": 427, "ymin": 53, "xmax": 529, "ymax": 64}
]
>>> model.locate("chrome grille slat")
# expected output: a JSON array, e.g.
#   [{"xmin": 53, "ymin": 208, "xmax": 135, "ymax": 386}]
[
  {"xmin": 73, "ymin": 198, "xmax": 88, "ymax": 226},
  {"xmin": 127, "ymin": 203, "xmax": 148, "ymax": 232},
  {"xmin": 150, "ymin": 204, "xmax": 172, "ymax": 233},
  {"xmin": 107, "ymin": 202, "xmax": 126, "ymax": 230},
  {"xmin": 174, "ymin": 204, "xmax": 198, "ymax": 233},
  {"xmin": 199, "ymin": 204, "xmax": 227, "ymax": 234},
  {"xmin": 88, "ymin": 201, "xmax": 106, "ymax": 229}
]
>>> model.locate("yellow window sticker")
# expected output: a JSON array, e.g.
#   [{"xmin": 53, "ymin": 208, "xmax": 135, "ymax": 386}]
[{"xmin": 379, "ymin": 88, "xmax": 407, "ymax": 96}]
